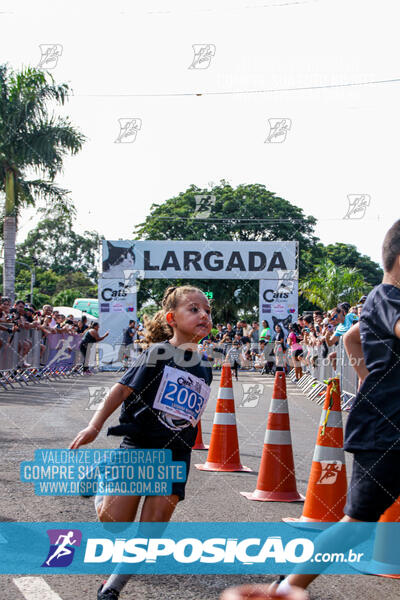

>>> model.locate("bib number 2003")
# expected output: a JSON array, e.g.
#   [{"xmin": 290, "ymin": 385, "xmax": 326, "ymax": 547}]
[{"xmin": 162, "ymin": 382, "xmax": 204, "ymax": 420}]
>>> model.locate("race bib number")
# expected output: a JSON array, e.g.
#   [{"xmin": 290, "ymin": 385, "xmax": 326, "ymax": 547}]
[{"xmin": 153, "ymin": 366, "xmax": 211, "ymax": 426}]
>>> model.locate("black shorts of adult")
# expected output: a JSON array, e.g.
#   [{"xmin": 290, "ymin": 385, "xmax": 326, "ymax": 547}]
[
  {"xmin": 293, "ymin": 348, "xmax": 303, "ymax": 359},
  {"xmin": 344, "ymin": 449, "xmax": 400, "ymax": 521},
  {"xmin": 120, "ymin": 437, "xmax": 191, "ymax": 502}
]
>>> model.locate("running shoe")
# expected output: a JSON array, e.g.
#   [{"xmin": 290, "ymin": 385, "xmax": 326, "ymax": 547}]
[
  {"xmin": 267, "ymin": 575, "xmax": 285, "ymax": 596},
  {"xmin": 97, "ymin": 583, "xmax": 119, "ymax": 599}
]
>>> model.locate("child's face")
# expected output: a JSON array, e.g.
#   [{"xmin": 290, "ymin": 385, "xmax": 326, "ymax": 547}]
[{"xmin": 170, "ymin": 292, "xmax": 212, "ymax": 342}]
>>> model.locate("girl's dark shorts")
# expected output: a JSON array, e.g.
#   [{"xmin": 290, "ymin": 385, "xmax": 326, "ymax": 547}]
[
  {"xmin": 120, "ymin": 437, "xmax": 191, "ymax": 502},
  {"xmin": 344, "ymin": 450, "xmax": 400, "ymax": 521},
  {"xmin": 293, "ymin": 349, "xmax": 303, "ymax": 359}
]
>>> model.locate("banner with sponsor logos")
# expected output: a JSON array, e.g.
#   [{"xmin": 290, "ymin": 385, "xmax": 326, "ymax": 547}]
[
  {"xmin": 98, "ymin": 276, "xmax": 137, "ymax": 371},
  {"xmin": 259, "ymin": 274, "xmax": 298, "ymax": 338},
  {"xmin": 101, "ymin": 240, "xmax": 297, "ymax": 279}
]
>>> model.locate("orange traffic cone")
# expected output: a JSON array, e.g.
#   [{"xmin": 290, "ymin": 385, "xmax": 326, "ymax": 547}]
[
  {"xmin": 241, "ymin": 370, "xmax": 304, "ymax": 502},
  {"xmin": 193, "ymin": 420, "xmax": 209, "ymax": 450},
  {"xmin": 355, "ymin": 496, "xmax": 400, "ymax": 579},
  {"xmin": 195, "ymin": 363, "xmax": 251, "ymax": 472},
  {"xmin": 284, "ymin": 377, "xmax": 347, "ymax": 523},
  {"xmin": 220, "ymin": 583, "xmax": 308, "ymax": 600}
]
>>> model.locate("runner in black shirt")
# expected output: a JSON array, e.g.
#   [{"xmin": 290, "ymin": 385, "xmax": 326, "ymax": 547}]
[
  {"xmin": 271, "ymin": 219, "xmax": 400, "ymax": 597},
  {"xmin": 79, "ymin": 323, "xmax": 109, "ymax": 373},
  {"xmin": 70, "ymin": 285, "xmax": 213, "ymax": 600}
]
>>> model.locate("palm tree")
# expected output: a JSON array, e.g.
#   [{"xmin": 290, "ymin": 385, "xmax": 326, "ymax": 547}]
[
  {"xmin": 0, "ymin": 64, "xmax": 86, "ymax": 301},
  {"xmin": 299, "ymin": 258, "xmax": 370, "ymax": 310}
]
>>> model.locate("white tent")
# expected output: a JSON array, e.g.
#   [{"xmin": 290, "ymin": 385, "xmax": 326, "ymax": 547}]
[{"xmin": 53, "ymin": 306, "xmax": 98, "ymax": 323}]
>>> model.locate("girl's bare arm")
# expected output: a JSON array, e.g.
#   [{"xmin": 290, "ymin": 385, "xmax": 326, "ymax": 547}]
[{"xmin": 69, "ymin": 383, "xmax": 133, "ymax": 449}]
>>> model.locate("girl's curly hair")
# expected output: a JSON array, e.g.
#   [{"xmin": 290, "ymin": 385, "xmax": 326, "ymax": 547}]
[{"xmin": 142, "ymin": 285, "xmax": 208, "ymax": 346}]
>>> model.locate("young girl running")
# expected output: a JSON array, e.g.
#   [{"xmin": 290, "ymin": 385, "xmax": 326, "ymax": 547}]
[{"xmin": 70, "ymin": 286, "xmax": 213, "ymax": 599}]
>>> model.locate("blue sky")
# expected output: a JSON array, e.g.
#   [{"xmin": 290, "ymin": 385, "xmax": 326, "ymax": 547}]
[{"xmin": 2, "ymin": 0, "xmax": 399, "ymax": 266}]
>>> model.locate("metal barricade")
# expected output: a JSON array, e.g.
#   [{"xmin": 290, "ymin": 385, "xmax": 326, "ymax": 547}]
[
  {"xmin": 296, "ymin": 337, "xmax": 357, "ymax": 410},
  {"xmin": 338, "ymin": 337, "xmax": 358, "ymax": 396},
  {"xmin": 0, "ymin": 329, "xmax": 15, "ymax": 370},
  {"xmin": 26, "ymin": 329, "xmax": 41, "ymax": 368},
  {"xmin": 0, "ymin": 328, "xmax": 91, "ymax": 391}
]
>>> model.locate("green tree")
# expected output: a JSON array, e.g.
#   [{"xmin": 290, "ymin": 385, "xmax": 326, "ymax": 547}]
[
  {"xmin": 134, "ymin": 181, "xmax": 319, "ymax": 322},
  {"xmin": 0, "ymin": 266, "xmax": 59, "ymax": 303},
  {"xmin": 5, "ymin": 266, "xmax": 98, "ymax": 308},
  {"xmin": 299, "ymin": 259, "xmax": 371, "ymax": 310},
  {"xmin": 33, "ymin": 269, "xmax": 60, "ymax": 297},
  {"xmin": 137, "ymin": 302, "xmax": 159, "ymax": 321},
  {"xmin": 17, "ymin": 213, "xmax": 102, "ymax": 280},
  {"xmin": 52, "ymin": 288, "xmax": 82, "ymax": 307},
  {"xmin": 319, "ymin": 242, "xmax": 383, "ymax": 287},
  {"xmin": 54, "ymin": 271, "xmax": 98, "ymax": 296},
  {"xmin": 30, "ymin": 290, "xmax": 52, "ymax": 307},
  {"xmin": 0, "ymin": 63, "xmax": 86, "ymax": 300}
]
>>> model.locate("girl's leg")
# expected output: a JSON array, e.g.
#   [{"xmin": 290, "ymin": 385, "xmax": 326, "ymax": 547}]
[
  {"xmin": 97, "ymin": 495, "xmax": 142, "ymax": 597},
  {"xmin": 140, "ymin": 493, "xmax": 180, "ymax": 522},
  {"xmin": 100, "ymin": 495, "xmax": 180, "ymax": 597},
  {"xmin": 97, "ymin": 494, "xmax": 141, "ymax": 522}
]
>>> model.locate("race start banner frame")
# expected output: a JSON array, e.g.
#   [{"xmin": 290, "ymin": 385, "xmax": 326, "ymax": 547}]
[{"xmin": 99, "ymin": 240, "xmax": 298, "ymax": 370}]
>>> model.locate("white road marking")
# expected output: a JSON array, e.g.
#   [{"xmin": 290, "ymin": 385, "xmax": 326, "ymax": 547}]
[{"xmin": 13, "ymin": 577, "xmax": 63, "ymax": 600}]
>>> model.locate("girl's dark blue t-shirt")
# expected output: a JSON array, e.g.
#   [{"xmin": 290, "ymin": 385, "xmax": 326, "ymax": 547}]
[
  {"xmin": 107, "ymin": 340, "xmax": 213, "ymax": 450},
  {"xmin": 344, "ymin": 284, "xmax": 400, "ymax": 452}
]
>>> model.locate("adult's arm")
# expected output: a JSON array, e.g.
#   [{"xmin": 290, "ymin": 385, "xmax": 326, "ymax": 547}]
[
  {"xmin": 90, "ymin": 329, "xmax": 109, "ymax": 342},
  {"xmin": 325, "ymin": 330, "xmax": 339, "ymax": 347},
  {"xmin": 394, "ymin": 318, "xmax": 400, "ymax": 339},
  {"xmin": 343, "ymin": 323, "xmax": 369, "ymax": 383}
]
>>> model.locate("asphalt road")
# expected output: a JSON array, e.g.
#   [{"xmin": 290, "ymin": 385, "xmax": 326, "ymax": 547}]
[{"xmin": 0, "ymin": 369, "xmax": 398, "ymax": 600}]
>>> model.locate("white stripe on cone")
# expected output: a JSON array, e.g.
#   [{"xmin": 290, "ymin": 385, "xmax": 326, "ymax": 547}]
[
  {"xmin": 213, "ymin": 413, "xmax": 237, "ymax": 425},
  {"xmin": 217, "ymin": 388, "xmax": 234, "ymax": 400},
  {"xmin": 264, "ymin": 429, "xmax": 292, "ymax": 445},
  {"xmin": 269, "ymin": 398, "xmax": 289, "ymax": 414},
  {"xmin": 313, "ymin": 445, "xmax": 345, "ymax": 462},
  {"xmin": 318, "ymin": 410, "xmax": 343, "ymax": 428}
]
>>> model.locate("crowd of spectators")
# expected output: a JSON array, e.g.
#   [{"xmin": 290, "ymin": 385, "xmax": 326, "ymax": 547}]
[
  {"xmin": 0, "ymin": 294, "xmax": 367, "ymax": 377},
  {"xmin": 195, "ymin": 298, "xmax": 367, "ymax": 380},
  {"xmin": 0, "ymin": 297, "xmax": 98, "ymax": 369}
]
